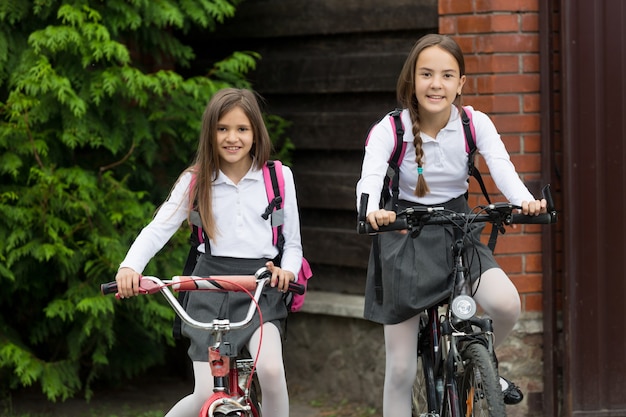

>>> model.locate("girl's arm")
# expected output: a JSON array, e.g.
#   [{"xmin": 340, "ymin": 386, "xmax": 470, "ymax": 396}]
[
  {"xmin": 471, "ymin": 109, "xmax": 535, "ymax": 205},
  {"xmin": 277, "ymin": 166, "xmax": 303, "ymax": 279},
  {"xmin": 356, "ymin": 118, "xmax": 396, "ymax": 215},
  {"xmin": 119, "ymin": 172, "xmax": 193, "ymax": 274}
]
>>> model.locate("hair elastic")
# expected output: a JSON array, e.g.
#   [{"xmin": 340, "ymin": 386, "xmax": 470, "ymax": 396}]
[{"xmin": 417, "ymin": 166, "xmax": 423, "ymax": 176}]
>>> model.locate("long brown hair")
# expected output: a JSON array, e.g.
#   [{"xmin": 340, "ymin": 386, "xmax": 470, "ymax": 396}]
[
  {"xmin": 396, "ymin": 34, "xmax": 465, "ymax": 197},
  {"xmin": 188, "ymin": 88, "xmax": 272, "ymax": 240}
]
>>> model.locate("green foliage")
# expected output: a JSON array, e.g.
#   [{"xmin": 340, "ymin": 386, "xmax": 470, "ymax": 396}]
[{"xmin": 0, "ymin": 0, "xmax": 292, "ymax": 402}]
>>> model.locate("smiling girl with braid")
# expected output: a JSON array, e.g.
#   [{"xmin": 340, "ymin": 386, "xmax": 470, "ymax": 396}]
[{"xmin": 356, "ymin": 34, "xmax": 546, "ymax": 416}]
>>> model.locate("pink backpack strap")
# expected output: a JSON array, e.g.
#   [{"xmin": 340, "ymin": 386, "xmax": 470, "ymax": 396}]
[
  {"xmin": 262, "ymin": 161, "xmax": 285, "ymax": 246},
  {"xmin": 388, "ymin": 111, "xmax": 407, "ymax": 165}
]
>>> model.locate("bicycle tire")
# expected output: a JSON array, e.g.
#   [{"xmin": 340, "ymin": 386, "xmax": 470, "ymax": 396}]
[
  {"xmin": 247, "ymin": 373, "xmax": 262, "ymax": 417},
  {"xmin": 412, "ymin": 332, "xmax": 439, "ymax": 417},
  {"xmin": 412, "ymin": 353, "xmax": 429, "ymax": 416},
  {"xmin": 458, "ymin": 343, "xmax": 506, "ymax": 417}
]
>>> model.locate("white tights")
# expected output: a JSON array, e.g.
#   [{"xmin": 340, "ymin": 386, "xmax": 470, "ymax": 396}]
[
  {"xmin": 382, "ymin": 268, "xmax": 521, "ymax": 417},
  {"xmin": 164, "ymin": 322, "xmax": 288, "ymax": 417}
]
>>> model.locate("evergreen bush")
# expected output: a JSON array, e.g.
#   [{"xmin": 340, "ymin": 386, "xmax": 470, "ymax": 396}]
[{"xmin": 0, "ymin": 0, "xmax": 289, "ymax": 401}]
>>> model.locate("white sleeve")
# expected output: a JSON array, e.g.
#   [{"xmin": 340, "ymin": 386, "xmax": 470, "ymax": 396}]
[
  {"xmin": 356, "ymin": 117, "xmax": 396, "ymax": 215},
  {"xmin": 119, "ymin": 172, "xmax": 193, "ymax": 273},
  {"xmin": 472, "ymin": 110, "xmax": 535, "ymax": 205}
]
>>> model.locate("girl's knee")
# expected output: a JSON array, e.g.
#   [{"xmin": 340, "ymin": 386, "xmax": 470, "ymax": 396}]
[
  {"xmin": 386, "ymin": 363, "xmax": 416, "ymax": 388},
  {"xmin": 255, "ymin": 361, "xmax": 286, "ymax": 386}
]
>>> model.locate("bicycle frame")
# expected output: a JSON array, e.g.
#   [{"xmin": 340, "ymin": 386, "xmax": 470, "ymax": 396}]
[{"xmin": 418, "ymin": 250, "xmax": 497, "ymax": 417}]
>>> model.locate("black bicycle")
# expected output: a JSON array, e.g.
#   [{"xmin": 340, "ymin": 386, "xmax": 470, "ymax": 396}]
[{"xmin": 357, "ymin": 185, "xmax": 557, "ymax": 417}]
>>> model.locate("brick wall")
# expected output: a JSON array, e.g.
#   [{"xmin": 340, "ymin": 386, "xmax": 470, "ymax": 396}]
[{"xmin": 439, "ymin": 0, "xmax": 544, "ymax": 313}]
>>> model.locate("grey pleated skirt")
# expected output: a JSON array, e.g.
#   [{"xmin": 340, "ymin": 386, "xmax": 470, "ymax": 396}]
[
  {"xmin": 181, "ymin": 255, "xmax": 288, "ymax": 360},
  {"xmin": 363, "ymin": 195, "xmax": 499, "ymax": 324}
]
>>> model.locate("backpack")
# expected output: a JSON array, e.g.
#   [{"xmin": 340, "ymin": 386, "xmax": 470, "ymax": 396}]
[
  {"xmin": 380, "ymin": 106, "xmax": 491, "ymax": 211},
  {"xmin": 370, "ymin": 107, "xmax": 496, "ymax": 304},
  {"xmin": 260, "ymin": 160, "xmax": 313, "ymax": 312},
  {"xmin": 173, "ymin": 161, "xmax": 313, "ymax": 339}
]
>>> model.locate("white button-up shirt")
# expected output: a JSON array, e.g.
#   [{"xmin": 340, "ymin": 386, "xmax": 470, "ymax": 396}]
[
  {"xmin": 120, "ymin": 164, "xmax": 303, "ymax": 276},
  {"xmin": 356, "ymin": 106, "xmax": 534, "ymax": 214}
]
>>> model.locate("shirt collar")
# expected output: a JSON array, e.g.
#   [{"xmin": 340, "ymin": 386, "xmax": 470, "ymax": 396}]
[
  {"xmin": 214, "ymin": 159, "xmax": 263, "ymax": 185},
  {"xmin": 442, "ymin": 105, "xmax": 463, "ymax": 132}
]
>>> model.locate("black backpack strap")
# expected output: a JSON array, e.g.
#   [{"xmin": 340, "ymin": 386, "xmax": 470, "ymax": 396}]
[
  {"xmin": 461, "ymin": 107, "xmax": 491, "ymax": 205},
  {"xmin": 388, "ymin": 110, "xmax": 405, "ymax": 212},
  {"xmin": 373, "ymin": 109, "xmax": 404, "ymax": 304},
  {"xmin": 461, "ymin": 107, "xmax": 500, "ymax": 251}
]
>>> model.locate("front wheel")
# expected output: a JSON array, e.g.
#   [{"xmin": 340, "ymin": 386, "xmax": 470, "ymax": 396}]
[
  {"xmin": 458, "ymin": 343, "xmax": 506, "ymax": 417},
  {"xmin": 412, "ymin": 354, "xmax": 429, "ymax": 416}
]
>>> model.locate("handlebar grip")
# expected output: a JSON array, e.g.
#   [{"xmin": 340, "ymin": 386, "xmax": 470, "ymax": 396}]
[
  {"xmin": 358, "ymin": 217, "xmax": 409, "ymax": 234},
  {"xmin": 289, "ymin": 281, "xmax": 306, "ymax": 295},
  {"xmin": 101, "ymin": 281, "xmax": 118, "ymax": 295},
  {"xmin": 509, "ymin": 212, "xmax": 557, "ymax": 225}
]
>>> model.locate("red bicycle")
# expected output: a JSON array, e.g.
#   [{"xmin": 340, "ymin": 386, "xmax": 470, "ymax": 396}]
[{"xmin": 101, "ymin": 267, "xmax": 304, "ymax": 417}]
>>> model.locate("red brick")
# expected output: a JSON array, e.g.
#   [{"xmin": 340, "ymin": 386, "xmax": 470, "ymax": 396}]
[
  {"xmin": 439, "ymin": 16, "xmax": 457, "ymax": 35},
  {"xmin": 522, "ymin": 54, "xmax": 540, "ymax": 72},
  {"xmin": 522, "ymin": 133, "xmax": 542, "ymax": 153},
  {"xmin": 492, "ymin": 114, "xmax": 540, "ymax": 133},
  {"xmin": 496, "ymin": 74, "xmax": 540, "ymax": 93},
  {"xmin": 521, "ymin": 13, "xmax": 540, "ymax": 32},
  {"xmin": 460, "ymin": 78, "xmax": 478, "ymax": 95},
  {"xmin": 494, "ymin": 233, "xmax": 543, "ymax": 254},
  {"xmin": 523, "ymin": 94, "xmax": 541, "ymax": 112},
  {"xmin": 439, "ymin": 0, "xmax": 474, "ymax": 14},
  {"xmin": 464, "ymin": 95, "xmax": 520, "ymax": 113},
  {"xmin": 523, "ymin": 293, "xmax": 543, "ymax": 312},
  {"xmin": 466, "ymin": 55, "xmax": 519, "ymax": 74},
  {"xmin": 511, "ymin": 273, "xmax": 543, "ymax": 293},
  {"xmin": 476, "ymin": 34, "xmax": 539, "ymax": 53},
  {"xmin": 510, "ymin": 153, "xmax": 542, "ymax": 173},
  {"xmin": 454, "ymin": 36, "xmax": 476, "ymax": 54},
  {"xmin": 491, "ymin": 15, "xmax": 522, "ymax": 32},
  {"xmin": 501, "ymin": 134, "xmax": 522, "ymax": 153},
  {"xmin": 476, "ymin": 74, "xmax": 539, "ymax": 94},
  {"xmin": 457, "ymin": 15, "xmax": 520, "ymax": 34},
  {"xmin": 525, "ymin": 253, "xmax": 543, "ymax": 273},
  {"xmin": 475, "ymin": 0, "xmax": 539, "ymax": 13},
  {"xmin": 495, "ymin": 254, "xmax": 523, "ymax": 273}
]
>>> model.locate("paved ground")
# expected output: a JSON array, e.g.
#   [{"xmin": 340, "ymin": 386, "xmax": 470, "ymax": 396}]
[{"xmin": 7, "ymin": 375, "xmax": 368, "ymax": 417}]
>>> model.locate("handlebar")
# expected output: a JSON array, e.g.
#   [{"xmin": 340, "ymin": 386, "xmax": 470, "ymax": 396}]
[
  {"xmin": 101, "ymin": 267, "xmax": 305, "ymax": 331},
  {"xmin": 357, "ymin": 184, "xmax": 558, "ymax": 235},
  {"xmin": 100, "ymin": 270, "xmax": 305, "ymax": 296}
]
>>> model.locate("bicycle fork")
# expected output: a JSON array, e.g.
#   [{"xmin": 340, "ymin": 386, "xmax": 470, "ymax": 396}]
[{"xmin": 199, "ymin": 345, "xmax": 259, "ymax": 417}]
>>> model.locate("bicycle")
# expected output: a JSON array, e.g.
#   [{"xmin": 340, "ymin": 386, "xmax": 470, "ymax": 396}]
[
  {"xmin": 101, "ymin": 267, "xmax": 305, "ymax": 417},
  {"xmin": 357, "ymin": 185, "xmax": 558, "ymax": 417}
]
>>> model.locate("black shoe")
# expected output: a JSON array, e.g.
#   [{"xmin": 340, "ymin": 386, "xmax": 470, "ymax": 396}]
[{"xmin": 500, "ymin": 376, "xmax": 523, "ymax": 405}]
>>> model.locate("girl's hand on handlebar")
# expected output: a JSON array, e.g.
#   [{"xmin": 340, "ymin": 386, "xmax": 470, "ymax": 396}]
[
  {"xmin": 115, "ymin": 267, "xmax": 141, "ymax": 298},
  {"xmin": 265, "ymin": 261, "xmax": 295, "ymax": 293},
  {"xmin": 521, "ymin": 199, "xmax": 548, "ymax": 216},
  {"xmin": 366, "ymin": 209, "xmax": 397, "ymax": 231}
]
